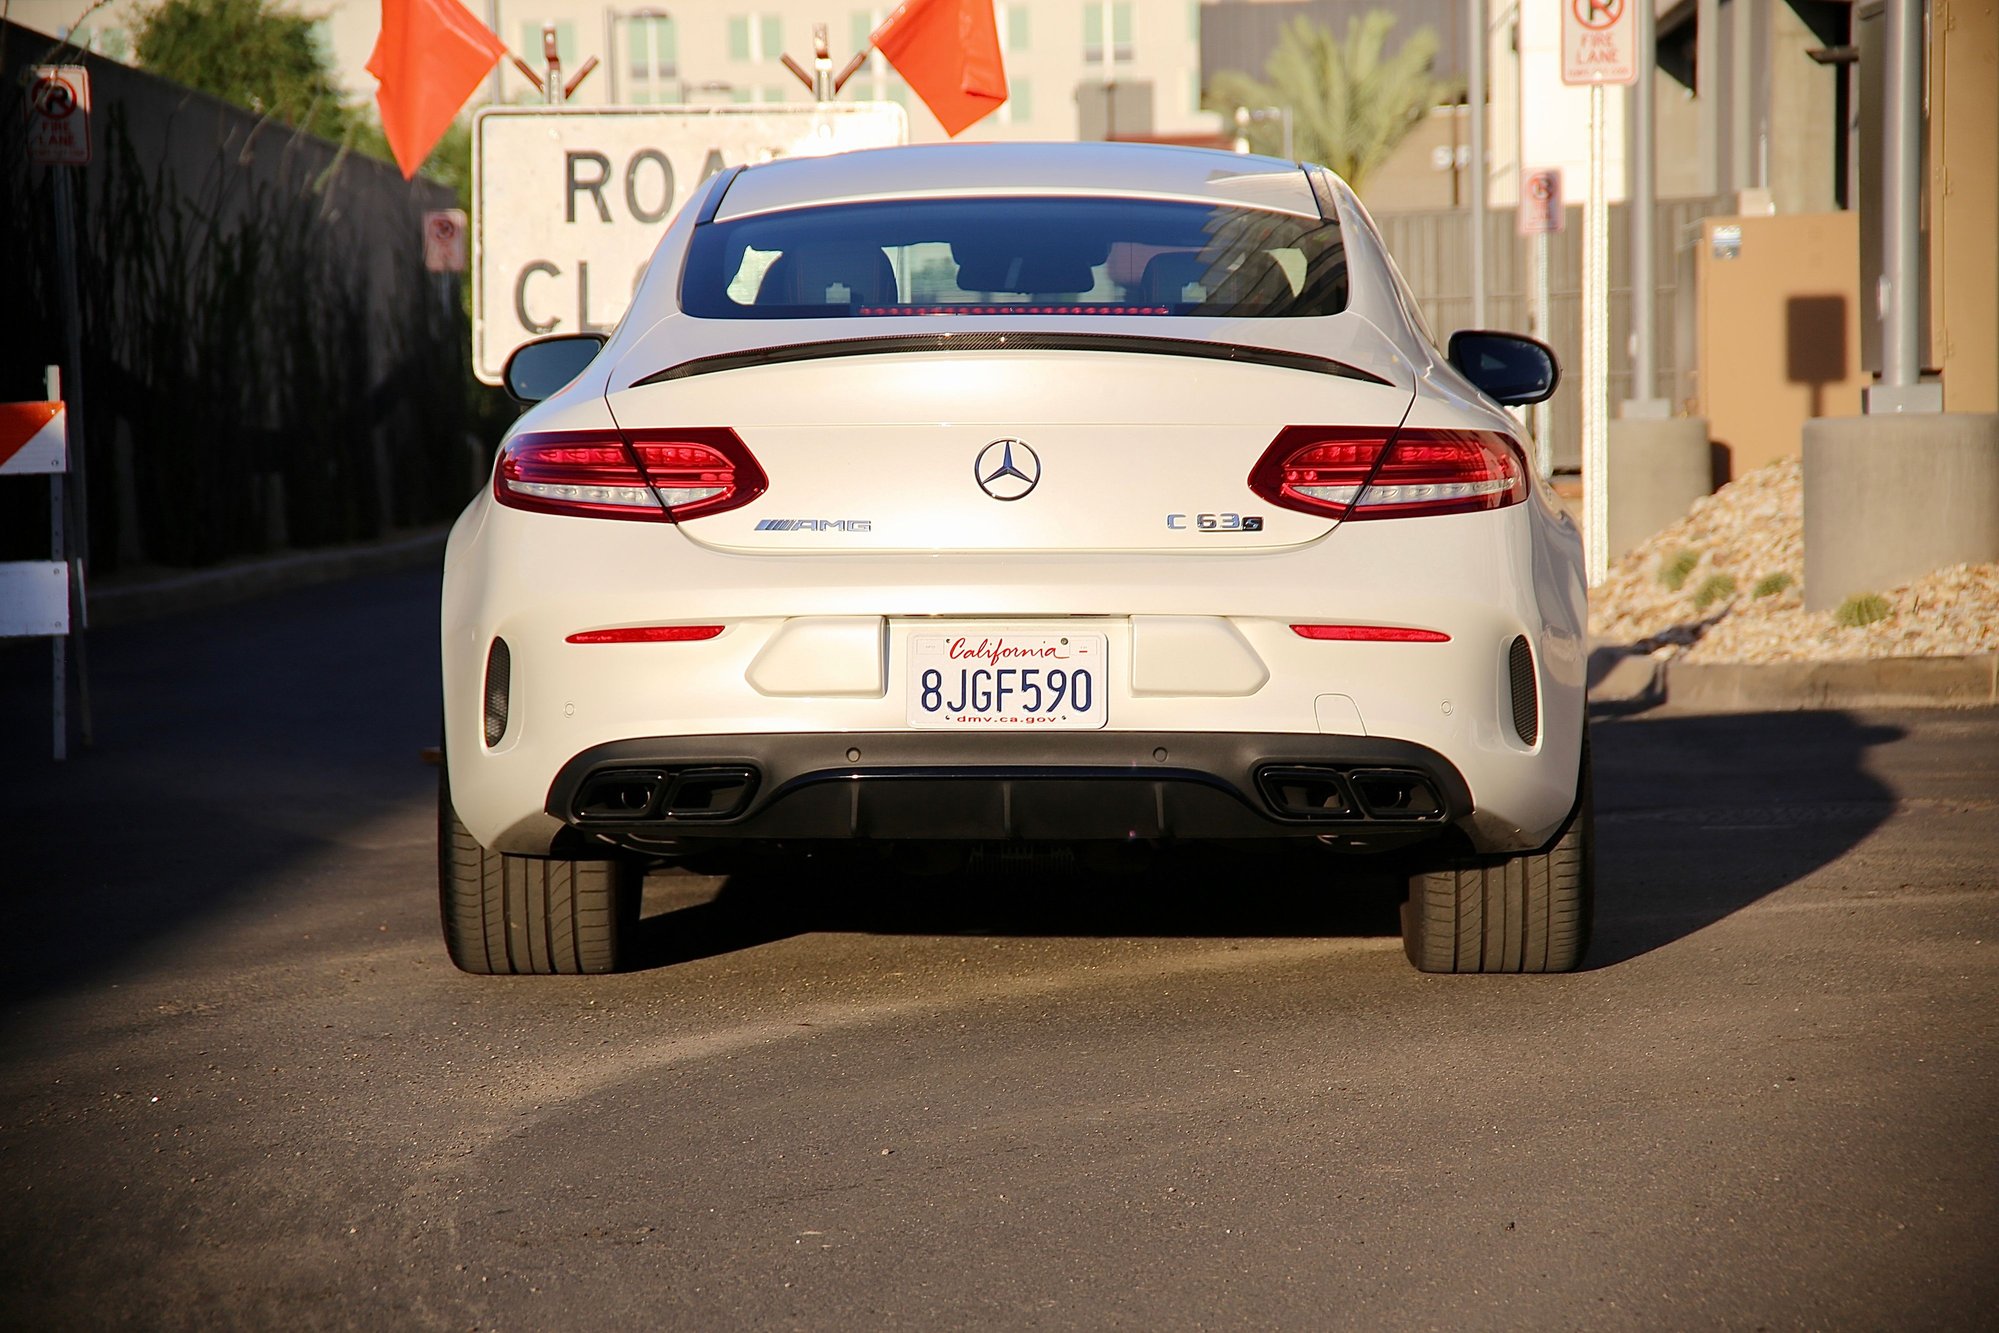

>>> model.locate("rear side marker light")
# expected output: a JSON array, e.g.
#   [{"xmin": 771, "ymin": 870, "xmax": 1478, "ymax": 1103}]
[
  {"xmin": 565, "ymin": 625, "xmax": 725, "ymax": 644},
  {"xmin": 494, "ymin": 428, "xmax": 767, "ymax": 523},
  {"xmin": 1292, "ymin": 624, "xmax": 1451, "ymax": 642},
  {"xmin": 1247, "ymin": 426, "xmax": 1527, "ymax": 521}
]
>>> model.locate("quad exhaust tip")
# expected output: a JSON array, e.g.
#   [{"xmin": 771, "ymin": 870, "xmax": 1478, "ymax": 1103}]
[
  {"xmin": 1256, "ymin": 765, "xmax": 1445, "ymax": 822},
  {"xmin": 573, "ymin": 766, "xmax": 759, "ymax": 823}
]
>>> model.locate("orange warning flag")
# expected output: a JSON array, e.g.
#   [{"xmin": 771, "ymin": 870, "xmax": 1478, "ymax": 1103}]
[
  {"xmin": 873, "ymin": 0, "xmax": 1008, "ymax": 137},
  {"xmin": 367, "ymin": 0, "xmax": 507, "ymax": 179}
]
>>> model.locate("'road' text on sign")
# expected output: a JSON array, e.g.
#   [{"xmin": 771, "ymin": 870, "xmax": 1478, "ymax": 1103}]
[{"xmin": 472, "ymin": 105, "xmax": 907, "ymax": 384}]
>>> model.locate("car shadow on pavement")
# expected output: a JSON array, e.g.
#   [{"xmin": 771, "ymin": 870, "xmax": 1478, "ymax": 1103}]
[
  {"xmin": 630, "ymin": 842, "xmax": 1406, "ymax": 971},
  {"xmin": 1587, "ymin": 708, "xmax": 1906, "ymax": 968},
  {"xmin": 627, "ymin": 708, "xmax": 1909, "ymax": 974}
]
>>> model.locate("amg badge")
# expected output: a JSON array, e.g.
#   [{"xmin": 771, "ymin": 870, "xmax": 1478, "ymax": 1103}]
[{"xmin": 754, "ymin": 518, "xmax": 873, "ymax": 532}]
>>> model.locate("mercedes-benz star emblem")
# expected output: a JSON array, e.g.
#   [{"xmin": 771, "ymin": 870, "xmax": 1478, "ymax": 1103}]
[{"xmin": 974, "ymin": 438, "xmax": 1040, "ymax": 501}]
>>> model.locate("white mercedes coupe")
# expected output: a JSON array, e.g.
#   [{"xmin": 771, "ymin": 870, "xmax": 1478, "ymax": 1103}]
[{"xmin": 440, "ymin": 142, "xmax": 1588, "ymax": 977}]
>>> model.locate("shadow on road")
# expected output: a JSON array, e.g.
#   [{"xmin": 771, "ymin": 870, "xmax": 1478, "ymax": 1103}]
[
  {"xmin": 1, "ymin": 564, "xmax": 1911, "ymax": 995},
  {"xmin": 0, "ymin": 570, "xmax": 443, "ymax": 1009},
  {"xmin": 1587, "ymin": 709, "xmax": 1906, "ymax": 967},
  {"xmin": 627, "ymin": 708, "xmax": 1909, "ymax": 974},
  {"xmin": 632, "ymin": 843, "xmax": 1407, "ymax": 971}
]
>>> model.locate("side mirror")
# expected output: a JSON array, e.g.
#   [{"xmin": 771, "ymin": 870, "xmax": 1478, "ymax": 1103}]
[
  {"xmin": 1447, "ymin": 330, "xmax": 1560, "ymax": 406},
  {"xmin": 503, "ymin": 333, "xmax": 608, "ymax": 405}
]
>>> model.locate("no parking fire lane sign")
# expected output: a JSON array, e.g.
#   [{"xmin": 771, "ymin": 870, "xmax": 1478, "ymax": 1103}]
[
  {"xmin": 1561, "ymin": 0, "xmax": 1639, "ymax": 85},
  {"xmin": 27, "ymin": 66, "xmax": 91, "ymax": 165}
]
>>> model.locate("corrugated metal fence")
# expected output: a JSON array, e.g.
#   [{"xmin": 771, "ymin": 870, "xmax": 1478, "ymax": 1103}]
[{"xmin": 1375, "ymin": 197, "xmax": 1727, "ymax": 470}]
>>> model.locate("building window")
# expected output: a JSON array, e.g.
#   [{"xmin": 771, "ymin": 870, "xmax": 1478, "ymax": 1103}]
[
  {"xmin": 519, "ymin": 21, "xmax": 579, "ymax": 76},
  {"xmin": 1083, "ymin": 3, "xmax": 1133, "ymax": 64},
  {"xmin": 1003, "ymin": 77, "xmax": 1033, "ymax": 124},
  {"xmin": 627, "ymin": 15, "xmax": 678, "ymax": 103},
  {"xmin": 729, "ymin": 14, "xmax": 784, "ymax": 63},
  {"xmin": 998, "ymin": 2, "xmax": 1029, "ymax": 52},
  {"xmin": 850, "ymin": 8, "xmax": 892, "ymax": 100}
]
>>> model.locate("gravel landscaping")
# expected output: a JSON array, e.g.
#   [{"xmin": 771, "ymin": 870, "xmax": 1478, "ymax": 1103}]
[{"xmin": 1587, "ymin": 457, "xmax": 1999, "ymax": 664}]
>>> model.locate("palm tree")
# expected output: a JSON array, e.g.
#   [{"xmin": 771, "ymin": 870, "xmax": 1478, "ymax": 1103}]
[{"xmin": 1208, "ymin": 11, "xmax": 1463, "ymax": 196}]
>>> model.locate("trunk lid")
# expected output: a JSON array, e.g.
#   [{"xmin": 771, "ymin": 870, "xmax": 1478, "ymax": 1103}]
[{"xmin": 605, "ymin": 338, "xmax": 1414, "ymax": 554}]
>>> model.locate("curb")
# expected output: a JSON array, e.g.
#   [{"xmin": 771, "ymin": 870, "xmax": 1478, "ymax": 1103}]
[
  {"xmin": 1589, "ymin": 646, "xmax": 1999, "ymax": 712},
  {"xmin": 87, "ymin": 528, "xmax": 449, "ymax": 628}
]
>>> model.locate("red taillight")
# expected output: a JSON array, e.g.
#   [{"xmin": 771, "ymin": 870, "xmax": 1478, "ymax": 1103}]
[
  {"xmin": 1247, "ymin": 426, "xmax": 1526, "ymax": 521},
  {"xmin": 565, "ymin": 625, "xmax": 725, "ymax": 644},
  {"xmin": 494, "ymin": 428, "xmax": 766, "ymax": 522},
  {"xmin": 1291, "ymin": 625, "xmax": 1452, "ymax": 642}
]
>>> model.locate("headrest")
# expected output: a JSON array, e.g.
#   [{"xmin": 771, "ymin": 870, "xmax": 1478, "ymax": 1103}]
[{"xmin": 755, "ymin": 243, "xmax": 896, "ymax": 307}]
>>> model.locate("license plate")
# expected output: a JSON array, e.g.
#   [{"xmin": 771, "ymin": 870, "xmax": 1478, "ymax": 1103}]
[{"xmin": 905, "ymin": 631, "xmax": 1109, "ymax": 729}]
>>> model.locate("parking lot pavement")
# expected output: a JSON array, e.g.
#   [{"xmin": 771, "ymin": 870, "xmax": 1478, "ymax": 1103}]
[{"xmin": 1, "ymin": 570, "xmax": 1994, "ymax": 1329}]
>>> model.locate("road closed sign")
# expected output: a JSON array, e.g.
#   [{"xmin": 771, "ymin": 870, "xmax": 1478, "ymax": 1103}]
[
  {"xmin": 472, "ymin": 104, "xmax": 907, "ymax": 384},
  {"xmin": 1561, "ymin": 0, "xmax": 1639, "ymax": 85}
]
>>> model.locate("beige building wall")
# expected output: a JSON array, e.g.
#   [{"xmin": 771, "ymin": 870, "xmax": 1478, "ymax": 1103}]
[
  {"xmin": 1930, "ymin": 0, "xmax": 1998, "ymax": 413},
  {"xmin": 1695, "ymin": 212, "xmax": 1870, "ymax": 478},
  {"xmin": 1764, "ymin": 0, "xmax": 1841, "ymax": 214}
]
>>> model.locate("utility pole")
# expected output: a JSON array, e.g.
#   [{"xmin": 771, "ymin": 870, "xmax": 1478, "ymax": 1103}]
[
  {"xmin": 1624, "ymin": 0, "xmax": 1667, "ymax": 418},
  {"xmin": 1468, "ymin": 0, "xmax": 1487, "ymax": 329}
]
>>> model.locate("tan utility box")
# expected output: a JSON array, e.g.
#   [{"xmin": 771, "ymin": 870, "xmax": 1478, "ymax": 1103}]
[{"xmin": 1693, "ymin": 212, "xmax": 1870, "ymax": 481}]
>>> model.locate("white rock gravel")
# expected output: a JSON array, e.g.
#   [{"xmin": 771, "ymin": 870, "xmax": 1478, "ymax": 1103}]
[{"xmin": 1586, "ymin": 457, "xmax": 1999, "ymax": 664}]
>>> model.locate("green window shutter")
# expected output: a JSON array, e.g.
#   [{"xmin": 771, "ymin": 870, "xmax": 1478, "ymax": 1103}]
[
  {"xmin": 852, "ymin": 12, "xmax": 873, "ymax": 53},
  {"xmin": 1083, "ymin": 4, "xmax": 1102, "ymax": 52},
  {"xmin": 1113, "ymin": 4, "xmax": 1133, "ymax": 50},
  {"xmin": 1008, "ymin": 6, "xmax": 1029, "ymax": 51},
  {"xmin": 627, "ymin": 19, "xmax": 649, "ymax": 76},
  {"xmin": 1010, "ymin": 78, "xmax": 1032, "ymax": 122},
  {"xmin": 761, "ymin": 16, "xmax": 783, "ymax": 60},
  {"xmin": 729, "ymin": 16, "xmax": 750, "ymax": 61}
]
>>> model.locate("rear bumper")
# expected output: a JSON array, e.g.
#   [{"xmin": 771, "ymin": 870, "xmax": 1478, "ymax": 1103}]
[{"xmin": 547, "ymin": 731, "xmax": 1474, "ymax": 849}]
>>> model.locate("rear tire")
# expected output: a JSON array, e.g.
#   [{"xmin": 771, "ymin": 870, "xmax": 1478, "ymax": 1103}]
[
  {"xmin": 438, "ymin": 770, "xmax": 639, "ymax": 975},
  {"xmin": 1400, "ymin": 742, "xmax": 1593, "ymax": 974}
]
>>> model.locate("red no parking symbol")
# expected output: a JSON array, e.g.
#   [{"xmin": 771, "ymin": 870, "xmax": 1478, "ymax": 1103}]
[
  {"xmin": 27, "ymin": 66, "xmax": 92, "ymax": 164},
  {"xmin": 1572, "ymin": 0, "xmax": 1625, "ymax": 31}
]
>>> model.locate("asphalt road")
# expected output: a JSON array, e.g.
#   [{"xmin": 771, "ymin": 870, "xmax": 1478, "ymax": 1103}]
[{"xmin": 2, "ymin": 569, "xmax": 1994, "ymax": 1330}]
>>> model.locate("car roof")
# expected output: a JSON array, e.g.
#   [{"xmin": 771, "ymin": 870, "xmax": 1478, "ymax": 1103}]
[{"xmin": 711, "ymin": 141, "xmax": 1324, "ymax": 222}]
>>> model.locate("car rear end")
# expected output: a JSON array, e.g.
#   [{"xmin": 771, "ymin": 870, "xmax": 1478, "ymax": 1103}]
[{"xmin": 442, "ymin": 145, "xmax": 1585, "ymax": 875}]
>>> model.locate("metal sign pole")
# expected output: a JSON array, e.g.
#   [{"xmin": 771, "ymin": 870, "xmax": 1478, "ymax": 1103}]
[
  {"xmin": 1561, "ymin": 0, "xmax": 1637, "ymax": 586},
  {"xmin": 1468, "ymin": 0, "xmax": 1487, "ymax": 329},
  {"xmin": 50, "ymin": 165, "xmax": 95, "ymax": 748},
  {"xmin": 45, "ymin": 365, "xmax": 67, "ymax": 761},
  {"xmin": 1584, "ymin": 83, "xmax": 1609, "ymax": 585},
  {"xmin": 1533, "ymin": 230, "xmax": 1553, "ymax": 476},
  {"xmin": 1625, "ymin": 0, "xmax": 1666, "ymax": 418}
]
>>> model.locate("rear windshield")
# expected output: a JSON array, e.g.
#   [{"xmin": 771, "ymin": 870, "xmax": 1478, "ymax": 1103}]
[{"xmin": 681, "ymin": 196, "xmax": 1348, "ymax": 319}]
